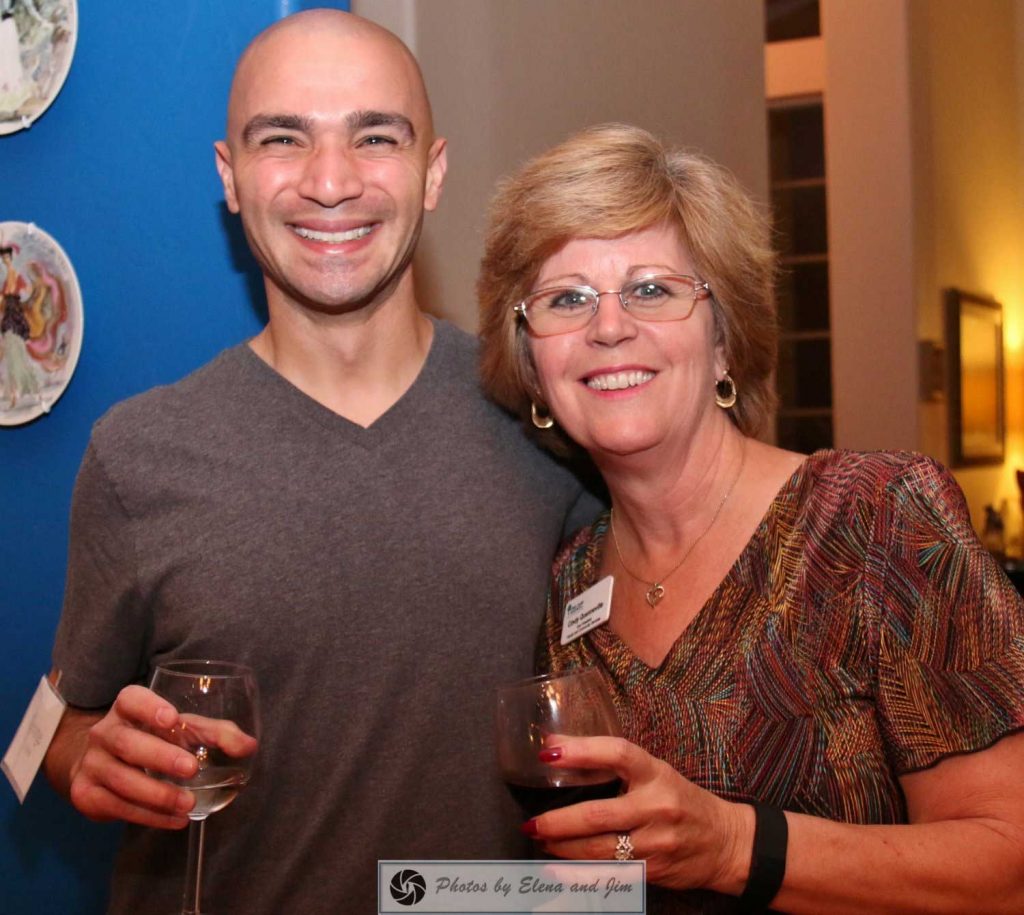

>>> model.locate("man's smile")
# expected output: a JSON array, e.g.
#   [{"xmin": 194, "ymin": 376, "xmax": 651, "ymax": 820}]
[{"xmin": 289, "ymin": 224, "xmax": 375, "ymax": 243}]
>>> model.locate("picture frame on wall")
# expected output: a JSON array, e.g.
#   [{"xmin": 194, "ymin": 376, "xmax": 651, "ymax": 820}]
[
  {"xmin": 0, "ymin": 220, "xmax": 83, "ymax": 426},
  {"xmin": 945, "ymin": 287, "xmax": 1005, "ymax": 467},
  {"xmin": 0, "ymin": 0, "xmax": 78, "ymax": 135}
]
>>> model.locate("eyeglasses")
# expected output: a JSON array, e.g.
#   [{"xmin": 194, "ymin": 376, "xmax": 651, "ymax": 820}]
[{"xmin": 513, "ymin": 274, "xmax": 711, "ymax": 337}]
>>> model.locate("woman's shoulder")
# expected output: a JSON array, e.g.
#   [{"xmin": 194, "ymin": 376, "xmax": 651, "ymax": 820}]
[
  {"xmin": 803, "ymin": 447, "xmax": 940, "ymax": 475},
  {"xmin": 552, "ymin": 511, "xmax": 609, "ymax": 582},
  {"xmin": 791, "ymin": 449, "xmax": 970, "ymax": 542},
  {"xmin": 799, "ymin": 448, "xmax": 956, "ymax": 498}
]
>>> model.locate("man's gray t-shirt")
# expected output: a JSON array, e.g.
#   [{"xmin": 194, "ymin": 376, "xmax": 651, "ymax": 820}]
[{"xmin": 53, "ymin": 320, "xmax": 597, "ymax": 914}]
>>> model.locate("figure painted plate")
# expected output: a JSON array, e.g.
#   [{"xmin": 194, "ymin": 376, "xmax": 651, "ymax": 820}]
[
  {"xmin": 0, "ymin": 221, "xmax": 83, "ymax": 425},
  {"xmin": 0, "ymin": 0, "xmax": 77, "ymax": 135}
]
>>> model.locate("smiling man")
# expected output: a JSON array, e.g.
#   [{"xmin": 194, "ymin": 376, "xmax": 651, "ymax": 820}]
[
  {"xmin": 215, "ymin": 11, "xmax": 446, "ymax": 425},
  {"xmin": 43, "ymin": 10, "xmax": 596, "ymax": 913}
]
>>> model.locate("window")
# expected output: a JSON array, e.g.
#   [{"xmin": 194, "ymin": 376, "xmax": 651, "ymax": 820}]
[
  {"xmin": 765, "ymin": 0, "xmax": 820, "ymax": 43},
  {"xmin": 769, "ymin": 98, "xmax": 833, "ymax": 452}
]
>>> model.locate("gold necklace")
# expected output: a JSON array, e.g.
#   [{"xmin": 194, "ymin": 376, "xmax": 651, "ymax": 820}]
[{"xmin": 609, "ymin": 441, "xmax": 747, "ymax": 608}]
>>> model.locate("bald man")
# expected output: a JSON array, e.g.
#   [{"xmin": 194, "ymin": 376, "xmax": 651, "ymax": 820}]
[{"xmin": 44, "ymin": 10, "xmax": 596, "ymax": 913}]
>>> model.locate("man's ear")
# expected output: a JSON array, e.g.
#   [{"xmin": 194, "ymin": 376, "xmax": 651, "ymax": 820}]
[
  {"xmin": 423, "ymin": 137, "xmax": 448, "ymax": 212},
  {"xmin": 214, "ymin": 140, "xmax": 240, "ymax": 214}
]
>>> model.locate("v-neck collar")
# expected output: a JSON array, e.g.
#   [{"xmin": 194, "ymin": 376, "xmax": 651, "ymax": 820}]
[
  {"xmin": 584, "ymin": 451, "xmax": 821, "ymax": 677},
  {"xmin": 231, "ymin": 317, "xmax": 449, "ymax": 449}
]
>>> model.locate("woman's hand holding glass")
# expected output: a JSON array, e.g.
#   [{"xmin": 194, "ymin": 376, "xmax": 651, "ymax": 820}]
[
  {"xmin": 524, "ymin": 735, "xmax": 752, "ymax": 896},
  {"xmin": 496, "ymin": 668, "xmax": 623, "ymax": 818}
]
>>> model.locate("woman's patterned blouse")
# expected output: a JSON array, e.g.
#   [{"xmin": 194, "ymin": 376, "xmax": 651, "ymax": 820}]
[{"xmin": 541, "ymin": 450, "xmax": 1024, "ymax": 825}]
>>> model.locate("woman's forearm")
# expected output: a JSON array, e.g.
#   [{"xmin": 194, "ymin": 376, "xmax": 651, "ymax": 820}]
[
  {"xmin": 741, "ymin": 811, "xmax": 1024, "ymax": 914},
  {"xmin": 528, "ymin": 732, "xmax": 1024, "ymax": 912}
]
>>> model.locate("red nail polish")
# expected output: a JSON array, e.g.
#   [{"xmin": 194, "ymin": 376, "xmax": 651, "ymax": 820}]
[
  {"xmin": 520, "ymin": 818, "xmax": 539, "ymax": 837},
  {"xmin": 538, "ymin": 747, "xmax": 563, "ymax": 763}
]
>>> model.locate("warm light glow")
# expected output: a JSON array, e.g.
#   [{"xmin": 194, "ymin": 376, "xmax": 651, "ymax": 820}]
[
  {"xmin": 996, "ymin": 289, "xmax": 1023, "ymax": 356},
  {"xmin": 1004, "ymin": 317, "xmax": 1022, "ymax": 355}
]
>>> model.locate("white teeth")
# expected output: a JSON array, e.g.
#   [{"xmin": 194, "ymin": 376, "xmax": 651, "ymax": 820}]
[
  {"xmin": 292, "ymin": 225, "xmax": 372, "ymax": 243},
  {"xmin": 586, "ymin": 370, "xmax": 655, "ymax": 391}
]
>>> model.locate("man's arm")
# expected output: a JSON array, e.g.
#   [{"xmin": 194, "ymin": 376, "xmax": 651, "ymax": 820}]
[
  {"xmin": 43, "ymin": 702, "xmax": 101, "ymax": 801},
  {"xmin": 43, "ymin": 676, "xmax": 198, "ymax": 830},
  {"xmin": 46, "ymin": 438, "xmax": 198, "ymax": 828}
]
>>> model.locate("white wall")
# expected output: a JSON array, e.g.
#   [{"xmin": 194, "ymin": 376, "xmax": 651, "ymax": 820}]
[
  {"xmin": 822, "ymin": 0, "xmax": 919, "ymax": 452},
  {"xmin": 909, "ymin": 0, "xmax": 1024, "ymax": 539},
  {"xmin": 818, "ymin": 0, "xmax": 1024, "ymax": 535},
  {"xmin": 358, "ymin": 1, "xmax": 1024, "ymax": 537},
  {"xmin": 356, "ymin": 0, "xmax": 769, "ymax": 330}
]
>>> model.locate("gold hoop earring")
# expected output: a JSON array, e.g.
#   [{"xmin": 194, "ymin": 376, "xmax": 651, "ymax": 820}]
[
  {"xmin": 531, "ymin": 402, "xmax": 555, "ymax": 429},
  {"xmin": 715, "ymin": 371, "xmax": 737, "ymax": 409}
]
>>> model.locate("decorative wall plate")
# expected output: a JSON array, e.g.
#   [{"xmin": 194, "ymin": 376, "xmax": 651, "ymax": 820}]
[
  {"xmin": 0, "ymin": 221, "xmax": 83, "ymax": 425},
  {"xmin": 0, "ymin": 0, "xmax": 77, "ymax": 135}
]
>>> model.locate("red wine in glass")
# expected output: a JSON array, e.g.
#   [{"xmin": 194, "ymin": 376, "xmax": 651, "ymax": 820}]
[
  {"xmin": 496, "ymin": 668, "xmax": 622, "ymax": 818},
  {"xmin": 506, "ymin": 775, "xmax": 624, "ymax": 818}
]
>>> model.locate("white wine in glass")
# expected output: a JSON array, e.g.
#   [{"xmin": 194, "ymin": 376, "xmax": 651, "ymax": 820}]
[
  {"xmin": 496, "ymin": 667, "xmax": 622, "ymax": 818},
  {"xmin": 149, "ymin": 660, "xmax": 260, "ymax": 915}
]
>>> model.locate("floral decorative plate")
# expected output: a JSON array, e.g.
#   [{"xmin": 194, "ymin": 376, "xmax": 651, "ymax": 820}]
[
  {"xmin": 0, "ymin": 0, "xmax": 77, "ymax": 135},
  {"xmin": 0, "ymin": 221, "xmax": 83, "ymax": 425}
]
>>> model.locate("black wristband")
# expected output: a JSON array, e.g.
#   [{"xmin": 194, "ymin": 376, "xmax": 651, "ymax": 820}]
[{"xmin": 738, "ymin": 803, "xmax": 788, "ymax": 913}]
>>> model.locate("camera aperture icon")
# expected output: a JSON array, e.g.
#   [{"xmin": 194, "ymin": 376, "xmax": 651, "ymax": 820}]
[{"xmin": 389, "ymin": 868, "xmax": 427, "ymax": 906}]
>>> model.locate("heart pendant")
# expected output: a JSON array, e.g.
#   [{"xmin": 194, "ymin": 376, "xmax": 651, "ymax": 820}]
[{"xmin": 645, "ymin": 583, "xmax": 665, "ymax": 607}]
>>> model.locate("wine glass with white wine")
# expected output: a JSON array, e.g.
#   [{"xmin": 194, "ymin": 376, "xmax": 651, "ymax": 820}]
[{"xmin": 149, "ymin": 660, "xmax": 260, "ymax": 915}]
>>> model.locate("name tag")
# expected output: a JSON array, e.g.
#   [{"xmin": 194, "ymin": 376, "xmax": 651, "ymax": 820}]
[
  {"xmin": 560, "ymin": 575, "xmax": 614, "ymax": 645},
  {"xmin": 3, "ymin": 675, "xmax": 66, "ymax": 803}
]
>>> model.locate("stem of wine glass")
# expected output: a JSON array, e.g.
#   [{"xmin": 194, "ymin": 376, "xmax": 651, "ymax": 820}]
[{"xmin": 181, "ymin": 816, "xmax": 207, "ymax": 915}]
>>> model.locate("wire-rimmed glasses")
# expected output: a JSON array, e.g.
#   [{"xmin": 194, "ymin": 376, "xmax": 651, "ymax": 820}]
[{"xmin": 513, "ymin": 273, "xmax": 711, "ymax": 337}]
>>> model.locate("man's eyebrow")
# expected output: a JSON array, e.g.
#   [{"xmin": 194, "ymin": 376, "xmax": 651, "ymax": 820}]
[
  {"xmin": 241, "ymin": 114, "xmax": 313, "ymax": 145},
  {"xmin": 346, "ymin": 110, "xmax": 416, "ymax": 141}
]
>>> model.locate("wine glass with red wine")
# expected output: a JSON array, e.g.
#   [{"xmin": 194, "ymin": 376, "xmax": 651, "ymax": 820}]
[
  {"xmin": 496, "ymin": 667, "xmax": 622, "ymax": 818},
  {"xmin": 149, "ymin": 660, "xmax": 260, "ymax": 915}
]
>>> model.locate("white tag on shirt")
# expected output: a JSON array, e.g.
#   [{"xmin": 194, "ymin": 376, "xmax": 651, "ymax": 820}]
[
  {"xmin": 2, "ymin": 675, "xmax": 67, "ymax": 803},
  {"xmin": 560, "ymin": 575, "xmax": 614, "ymax": 645}
]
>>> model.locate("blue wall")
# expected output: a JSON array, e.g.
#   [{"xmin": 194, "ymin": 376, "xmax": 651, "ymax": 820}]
[{"xmin": 1, "ymin": 2, "xmax": 347, "ymax": 912}]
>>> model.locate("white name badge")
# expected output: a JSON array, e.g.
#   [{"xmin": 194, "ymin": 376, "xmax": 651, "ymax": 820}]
[
  {"xmin": 2, "ymin": 675, "xmax": 67, "ymax": 803},
  {"xmin": 560, "ymin": 575, "xmax": 614, "ymax": 645}
]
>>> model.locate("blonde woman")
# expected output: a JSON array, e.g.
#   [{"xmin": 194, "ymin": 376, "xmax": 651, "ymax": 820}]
[{"xmin": 479, "ymin": 124, "xmax": 1024, "ymax": 914}]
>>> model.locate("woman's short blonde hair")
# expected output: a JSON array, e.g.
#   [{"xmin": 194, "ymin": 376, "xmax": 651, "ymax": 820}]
[{"xmin": 478, "ymin": 123, "xmax": 778, "ymax": 449}]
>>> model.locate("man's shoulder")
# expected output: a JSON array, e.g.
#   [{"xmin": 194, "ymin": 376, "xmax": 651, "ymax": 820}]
[
  {"xmin": 91, "ymin": 344, "xmax": 250, "ymax": 448},
  {"xmin": 428, "ymin": 318, "xmax": 514, "ymax": 419},
  {"xmin": 427, "ymin": 319, "xmax": 596, "ymax": 495},
  {"xmin": 430, "ymin": 317, "xmax": 480, "ymax": 374}
]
